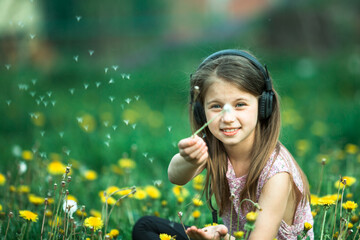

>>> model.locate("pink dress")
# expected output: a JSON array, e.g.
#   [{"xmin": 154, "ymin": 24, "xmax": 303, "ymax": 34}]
[{"xmin": 221, "ymin": 145, "xmax": 314, "ymax": 239}]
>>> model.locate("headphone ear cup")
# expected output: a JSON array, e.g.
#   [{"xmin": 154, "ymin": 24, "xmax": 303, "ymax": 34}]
[
  {"xmin": 259, "ymin": 92, "xmax": 267, "ymax": 120},
  {"xmin": 193, "ymin": 101, "xmax": 207, "ymax": 126},
  {"xmin": 259, "ymin": 91, "xmax": 274, "ymax": 120}
]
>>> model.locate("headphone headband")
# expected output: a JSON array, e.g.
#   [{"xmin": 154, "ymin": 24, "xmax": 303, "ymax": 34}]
[{"xmin": 196, "ymin": 49, "xmax": 272, "ymax": 92}]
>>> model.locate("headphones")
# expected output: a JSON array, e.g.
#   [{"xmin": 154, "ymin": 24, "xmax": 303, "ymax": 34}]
[{"xmin": 191, "ymin": 49, "xmax": 274, "ymax": 126}]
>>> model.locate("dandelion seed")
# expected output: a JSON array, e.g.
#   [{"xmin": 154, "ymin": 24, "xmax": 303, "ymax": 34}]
[
  {"xmin": 143, "ymin": 152, "xmax": 148, "ymax": 158},
  {"xmin": 88, "ymin": 50, "xmax": 94, "ymax": 56},
  {"xmin": 77, "ymin": 117, "xmax": 83, "ymax": 123},
  {"xmin": 84, "ymin": 83, "xmax": 89, "ymax": 89},
  {"xmin": 131, "ymin": 124, "xmax": 137, "ymax": 129},
  {"xmin": 40, "ymin": 152, "xmax": 47, "ymax": 158},
  {"xmin": 105, "ymin": 141, "xmax": 110, "ymax": 147},
  {"xmin": 109, "ymin": 96, "xmax": 115, "ymax": 102},
  {"xmin": 32, "ymin": 79, "xmax": 37, "ymax": 85},
  {"xmin": 51, "ymin": 100, "xmax": 56, "ymax": 106},
  {"xmin": 103, "ymin": 121, "xmax": 109, "ymax": 127},
  {"xmin": 125, "ymin": 98, "xmax": 131, "ymax": 104},
  {"xmin": 168, "ymin": 126, "xmax": 172, "ymax": 132},
  {"xmin": 47, "ymin": 91, "xmax": 52, "ymax": 97},
  {"xmin": 149, "ymin": 157, "xmax": 154, "ymax": 163},
  {"xmin": 126, "ymin": 74, "xmax": 130, "ymax": 79},
  {"xmin": 43, "ymin": 101, "xmax": 48, "ymax": 107},
  {"xmin": 30, "ymin": 91, "xmax": 36, "ymax": 97},
  {"xmin": 121, "ymin": 73, "xmax": 126, "ymax": 79},
  {"xmin": 40, "ymin": 131, "xmax": 45, "ymax": 137},
  {"xmin": 18, "ymin": 84, "xmax": 29, "ymax": 90},
  {"xmin": 135, "ymin": 95, "xmax": 140, "ymax": 101},
  {"xmin": 112, "ymin": 125, "xmax": 118, "ymax": 130},
  {"xmin": 83, "ymin": 125, "xmax": 89, "ymax": 131},
  {"xmin": 109, "ymin": 78, "xmax": 114, "ymax": 84},
  {"xmin": 6, "ymin": 100, "xmax": 11, "ymax": 106},
  {"xmin": 63, "ymin": 200, "xmax": 77, "ymax": 217},
  {"xmin": 19, "ymin": 161, "xmax": 27, "ymax": 174},
  {"xmin": 96, "ymin": 82, "xmax": 101, "ymax": 88},
  {"xmin": 153, "ymin": 180, "xmax": 162, "ymax": 187},
  {"xmin": 59, "ymin": 132, "xmax": 64, "ymax": 138},
  {"xmin": 73, "ymin": 55, "xmax": 79, "ymax": 62},
  {"xmin": 39, "ymin": 95, "xmax": 45, "ymax": 101},
  {"xmin": 106, "ymin": 134, "xmax": 111, "ymax": 139},
  {"xmin": 36, "ymin": 100, "xmax": 40, "ymax": 105},
  {"xmin": 104, "ymin": 67, "xmax": 109, "ymax": 74},
  {"xmin": 123, "ymin": 120, "xmax": 129, "ymax": 125},
  {"xmin": 29, "ymin": 34, "xmax": 36, "ymax": 39},
  {"xmin": 76, "ymin": 16, "xmax": 82, "ymax": 21},
  {"xmin": 172, "ymin": 142, "xmax": 177, "ymax": 148},
  {"xmin": 112, "ymin": 65, "xmax": 119, "ymax": 71},
  {"xmin": 5, "ymin": 64, "xmax": 11, "ymax": 70},
  {"xmin": 69, "ymin": 88, "xmax": 75, "ymax": 95},
  {"xmin": 65, "ymin": 149, "xmax": 71, "ymax": 156}
]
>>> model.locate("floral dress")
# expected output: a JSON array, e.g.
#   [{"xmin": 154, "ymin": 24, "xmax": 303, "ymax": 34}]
[{"xmin": 221, "ymin": 145, "xmax": 314, "ymax": 239}]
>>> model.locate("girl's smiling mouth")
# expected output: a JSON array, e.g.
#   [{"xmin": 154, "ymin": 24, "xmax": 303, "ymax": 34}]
[{"xmin": 221, "ymin": 127, "xmax": 241, "ymax": 136}]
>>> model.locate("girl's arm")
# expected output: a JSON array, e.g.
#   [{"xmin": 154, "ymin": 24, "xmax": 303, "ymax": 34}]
[
  {"xmin": 249, "ymin": 172, "xmax": 293, "ymax": 240},
  {"xmin": 168, "ymin": 135, "xmax": 208, "ymax": 185}
]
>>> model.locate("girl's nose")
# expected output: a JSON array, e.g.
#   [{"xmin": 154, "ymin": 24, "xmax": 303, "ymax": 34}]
[{"xmin": 222, "ymin": 110, "xmax": 235, "ymax": 122}]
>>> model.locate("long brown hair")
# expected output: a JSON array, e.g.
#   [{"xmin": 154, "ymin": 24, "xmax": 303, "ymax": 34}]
[{"xmin": 189, "ymin": 52, "xmax": 310, "ymax": 215}]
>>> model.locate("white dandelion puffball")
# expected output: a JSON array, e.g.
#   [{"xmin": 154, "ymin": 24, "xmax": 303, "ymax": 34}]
[
  {"xmin": 223, "ymin": 104, "xmax": 232, "ymax": 113},
  {"xmin": 63, "ymin": 200, "xmax": 78, "ymax": 217}
]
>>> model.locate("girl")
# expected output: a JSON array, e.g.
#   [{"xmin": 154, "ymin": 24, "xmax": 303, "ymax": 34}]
[{"xmin": 132, "ymin": 49, "xmax": 314, "ymax": 240}]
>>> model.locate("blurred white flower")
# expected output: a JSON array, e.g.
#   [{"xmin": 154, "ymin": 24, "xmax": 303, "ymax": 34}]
[
  {"xmin": 63, "ymin": 200, "xmax": 77, "ymax": 217},
  {"xmin": 19, "ymin": 161, "xmax": 27, "ymax": 175}
]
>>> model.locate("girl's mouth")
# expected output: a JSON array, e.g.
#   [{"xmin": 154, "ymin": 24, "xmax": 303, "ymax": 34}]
[{"xmin": 221, "ymin": 128, "xmax": 240, "ymax": 136}]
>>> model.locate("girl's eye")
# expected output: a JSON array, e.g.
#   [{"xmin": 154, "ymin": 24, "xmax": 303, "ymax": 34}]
[
  {"xmin": 210, "ymin": 104, "xmax": 221, "ymax": 109},
  {"xmin": 236, "ymin": 103, "xmax": 245, "ymax": 108}
]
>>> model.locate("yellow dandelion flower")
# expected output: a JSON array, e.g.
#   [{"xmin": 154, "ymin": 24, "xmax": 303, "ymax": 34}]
[
  {"xmin": 118, "ymin": 158, "xmax": 136, "ymax": 169},
  {"xmin": 47, "ymin": 160, "xmax": 67, "ymax": 175},
  {"xmin": 233, "ymin": 231, "xmax": 244, "ymax": 238},
  {"xmin": 145, "ymin": 185, "xmax": 161, "ymax": 199},
  {"xmin": 172, "ymin": 185, "xmax": 189, "ymax": 198},
  {"xmin": 310, "ymin": 194, "xmax": 319, "ymax": 205},
  {"xmin": 116, "ymin": 188, "xmax": 133, "ymax": 197},
  {"xmin": 84, "ymin": 170, "xmax": 97, "ymax": 181},
  {"xmin": 19, "ymin": 210, "xmax": 38, "ymax": 222},
  {"xmin": 346, "ymin": 193, "xmax": 353, "ymax": 199},
  {"xmin": 345, "ymin": 144, "xmax": 358, "ymax": 154},
  {"xmin": 109, "ymin": 229, "xmax": 119, "ymax": 238},
  {"xmin": 246, "ymin": 211, "xmax": 258, "ymax": 222},
  {"xmin": 134, "ymin": 189, "xmax": 147, "ymax": 200},
  {"xmin": 84, "ymin": 217, "xmax": 103, "ymax": 231},
  {"xmin": 311, "ymin": 211, "xmax": 317, "ymax": 217},
  {"xmin": 0, "ymin": 204, "xmax": 2, "ymax": 211},
  {"xmin": 90, "ymin": 209, "xmax": 102, "ymax": 218},
  {"xmin": 76, "ymin": 209, "xmax": 87, "ymax": 217},
  {"xmin": 31, "ymin": 112, "xmax": 45, "ymax": 126},
  {"xmin": 193, "ymin": 183, "xmax": 203, "ymax": 191},
  {"xmin": 192, "ymin": 210, "xmax": 201, "ymax": 219},
  {"xmin": 192, "ymin": 198, "xmax": 204, "ymax": 207},
  {"xmin": 110, "ymin": 164, "xmax": 123, "ymax": 175},
  {"xmin": 154, "ymin": 211, "xmax": 160, "ymax": 217},
  {"xmin": 159, "ymin": 233, "xmax": 175, "ymax": 240},
  {"xmin": 317, "ymin": 198, "xmax": 335, "ymax": 207},
  {"xmin": 100, "ymin": 195, "xmax": 117, "ymax": 205},
  {"xmin": 45, "ymin": 210, "xmax": 53, "ymax": 217},
  {"xmin": 334, "ymin": 176, "xmax": 356, "ymax": 188},
  {"xmin": 342, "ymin": 201, "xmax": 358, "ymax": 211},
  {"xmin": 67, "ymin": 195, "xmax": 78, "ymax": 203},
  {"xmin": 47, "ymin": 198, "xmax": 55, "ymax": 205},
  {"xmin": 28, "ymin": 194, "xmax": 44, "ymax": 205},
  {"xmin": 9, "ymin": 185, "xmax": 16, "ymax": 192},
  {"xmin": 348, "ymin": 223, "xmax": 354, "ymax": 228},
  {"xmin": 49, "ymin": 216, "xmax": 62, "ymax": 227},
  {"xmin": 105, "ymin": 186, "xmax": 120, "ymax": 196},
  {"xmin": 0, "ymin": 173, "xmax": 6, "ymax": 185},
  {"xmin": 177, "ymin": 196, "xmax": 184, "ymax": 203},
  {"xmin": 18, "ymin": 185, "xmax": 30, "ymax": 193},
  {"xmin": 304, "ymin": 222, "xmax": 312, "ymax": 231},
  {"xmin": 22, "ymin": 150, "xmax": 34, "ymax": 161},
  {"xmin": 333, "ymin": 232, "xmax": 339, "ymax": 238},
  {"xmin": 204, "ymin": 223, "xmax": 218, "ymax": 227},
  {"xmin": 161, "ymin": 200, "xmax": 168, "ymax": 207},
  {"xmin": 78, "ymin": 113, "xmax": 96, "ymax": 133},
  {"xmin": 351, "ymin": 215, "xmax": 359, "ymax": 223}
]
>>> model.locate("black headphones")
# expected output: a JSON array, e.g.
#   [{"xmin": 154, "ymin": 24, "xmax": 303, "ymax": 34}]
[{"xmin": 191, "ymin": 49, "xmax": 274, "ymax": 126}]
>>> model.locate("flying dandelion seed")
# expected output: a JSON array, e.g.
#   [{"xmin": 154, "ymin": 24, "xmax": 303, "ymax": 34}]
[
  {"xmin": 131, "ymin": 124, "xmax": 137, "ymax": 129},
  {"xmin": 69, "ymin": 88, "xmax": 75, "ymax": 95},
  {"xmin": 19, "ymin": 161, "xmax": 27, "ymax": 174},
  {"xmin": 106, "ymin": 134, "xmax": 111, "ymax": 139},
  {"xmin": 149, "ymin": 157, "xmax": 154, "ymax": 163},
  {"xmin": 88, "ymin": 50, "xmax": 94, "ymax": 56},
  {"xmin": 40, "ymin": 96, "xmax": 45, "ymax": 101},
  {"xmin": 172, "ymin": 142, "xmax": 177, "ymax": 148},
  {"xmin": 121, "ymin": 73, "xmax": 126, "ymax": 79},
  {"xmin": 168, "ymin": 126, "xmax": 172, "ymax": 132},
  {"xmin": 105, "ymin": 141, "xmax": 110, "ymax": 147},
  {"xmin": 40, "ymin": 152, "xmax": 47, "ymax": 158},
  {"xmin": 112, "ymin": 125, "xmax": 118, "ymax": 130},
  {"xmin": 30, "ymin": 91, "xmax": 36, "ymax": 97},
  {"xmin": 153, "ymin": 180, "xmax": 162, "ymax": 187},
  {"xmin": 33, "ymin": 113, "xmax": 39, "ymax": 119},
  {"xmin": 36, "ymin": 100, "xmax": 41, "ymax": 105},
  {"xmin": 32, "ymin": 79, "xmax": 37, "ymax": 85},
  {"xmin": 43, "ymin": 101, "xmax": 48, "ymax": 107},
  {"xmin": 59, "ymin": 132, "xmax": 64, "ymax": 138},
  {"xmin": 29, "ymin": 34, "xmax": 36, "ymax": 39},
  {"xmin": 29, "ymin": 112, "xmax": 35, "ymax": 118},
  {"xmin": 73, "ymin": 55, "xmax": 79, "ymax": 62},
  {"xmin": 126, "ymin": 74, "xmax": 131, "ymax": 79},
  {"xmin": 6, "ymin": 100, "xmax": 11, "ymax": 106},
  {"xmin": 135, "ymin": 95, "xmax": 140, "ymax": 101},
  {"xmin": 104, "ymin": 67, "xmax": 109, "ymax": 74},
  {"xmin": 51, "ymin": 101, "xmax": 56, "ymax": 106},
  {"xmin": 77, "ymin": 117, "xmax": 83, "ymax": 123},
  {"xmin": 125, "ymin": 98, "xmax": 131, "ymax": 104},
  {"xmin": 83, "ymin": 125, "xmax": 89, "ymax": 131},
  {"xmin": 40, "ymin": 131, "xmax": 45, "ymax": 137},
  {"xmin": 65, "ymin": 149, "xmax": 71, "ymax": 156},
  {"xmin": 84, "ymin": 83, "xmax": 89, "ymax": 89},
  {"xmin": 103, "ymin": 121, "xmax": 109, "ymax": 127},
  {"xmin": 109, "ymin": 78, "xmax": 114, "ymax": 84},
  {"xmin": 47, "ymin": 91, "xmax": 52, "ymax": 97},
  {"xmin": 5, "ymin": 64, "xmax": 11, "ymax": 70},
  {"xmin": 143, "ymin": 152, "xmax": 148, "ymax": 158},
  {"xmin": 123, "ymin": 120, "xmax": 129, "ymax": 125},
  {"xmin": 76, "ymin": 16, "xmax": 82, "ymax": 21},
  {"xmin": 112, "ymin": 65, "xmax": 119, "ymax": 71},
  {"xmin": 18, "ymin": 84, "xmax": 29, "ymax": 91},
  {"xmin": 109, "ymin": 96, "xmax": 115, "ymax": 102},
  {"xmin": 96, "ymin": 82, "xmax": 101, "ymax": 88}
]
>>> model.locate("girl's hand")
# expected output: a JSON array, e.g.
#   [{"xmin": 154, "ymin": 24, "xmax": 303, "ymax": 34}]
[
  {"xmin": 178, "ymin": 135, "xmax": 208, "ymax": 165},
  {"xmin": 186, "ymin": 224, "xmax": 228, "ymax": 240}
]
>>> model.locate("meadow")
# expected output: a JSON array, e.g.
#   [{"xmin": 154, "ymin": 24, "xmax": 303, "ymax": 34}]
[{"xmin": 0, "ymin": 45, "xmax": 360, "ymax": 240}]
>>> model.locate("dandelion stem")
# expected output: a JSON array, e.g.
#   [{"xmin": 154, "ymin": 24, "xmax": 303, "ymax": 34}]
[
  {"xmin": 320, "ymin": 209, "xmax": 328, "ymax": 240},
  {"xmin": 331, "ymin": 177, "xmax": 342, "ymax": 238},
  {"xmin": 4, "ymin": 212, "xmax": 12, "ymax": 240},
  {"xmin": 192, "ymin": 107, "xmax": 229, "ymax": 137},
  {"xmin": 352, "ymin": 224, "xmax": 359, "ymax": 240},
  {"xmin": 41, "ymin": 201, "xmax": 48, "ymax": 240}
]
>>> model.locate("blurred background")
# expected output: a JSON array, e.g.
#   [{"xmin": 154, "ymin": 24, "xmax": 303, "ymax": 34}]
[{"xmin": 1, "ymin": 0, "xmax": 360, "ymax": 191}]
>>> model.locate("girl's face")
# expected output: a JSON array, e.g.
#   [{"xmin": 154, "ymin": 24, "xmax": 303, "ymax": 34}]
[{"xmin": 204, "ymin": 78, "xmax": 258, "ymax": 149}]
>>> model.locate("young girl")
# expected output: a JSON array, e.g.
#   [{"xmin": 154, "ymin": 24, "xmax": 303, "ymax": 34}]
[{"xmin": 132, "ymin": 49, "xmax": 314, "ymax": 240}]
